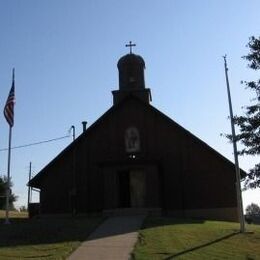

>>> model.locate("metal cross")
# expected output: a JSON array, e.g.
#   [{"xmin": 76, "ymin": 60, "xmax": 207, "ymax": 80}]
[{"xmin": 125, "ymin": 41, "xmax": 136, "ymax": 54}]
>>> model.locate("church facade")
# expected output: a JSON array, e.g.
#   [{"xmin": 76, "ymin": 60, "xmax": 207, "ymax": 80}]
[{"xmin": 29, "ymin": 50, "xmax": 241, "ymax": 221}]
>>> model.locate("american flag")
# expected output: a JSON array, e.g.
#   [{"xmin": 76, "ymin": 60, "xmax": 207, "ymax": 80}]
[{"xmin": 4, "ymin": 70, "xmax": 15, "ymax": 127}]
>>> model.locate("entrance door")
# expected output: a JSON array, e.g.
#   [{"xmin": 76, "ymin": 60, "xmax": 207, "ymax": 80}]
[
  {"xmin": 130, "ymin": 170, "xmax": 146, "ymax": 207},
  {"xmin": 118, "ymin": 170, "xmax": 146, "ymax": 208},
  {"xmin": 118, "ymin": 170, "xmax": 130, "ymax": 207},
  {"xmin": 104, "ymin": 165, "xmax": 158, "ymax": 210}
]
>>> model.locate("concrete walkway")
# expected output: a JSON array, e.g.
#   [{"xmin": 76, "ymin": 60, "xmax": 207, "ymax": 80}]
[{"xmin": 68, "ymin": 215, "xmax": 145, "ymax": 260}]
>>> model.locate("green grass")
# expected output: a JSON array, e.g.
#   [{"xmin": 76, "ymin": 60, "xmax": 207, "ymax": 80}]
[
  {"xmin": 133, "ymin": 217, "xmax": 260, "ymax": 259},
  {"xmin": 0, "ymin": 210, "xmax": 103, "ymax": 260},
  {"xmin": 0, "ymin": 209, "xmax": 28, "ymax": 219}
]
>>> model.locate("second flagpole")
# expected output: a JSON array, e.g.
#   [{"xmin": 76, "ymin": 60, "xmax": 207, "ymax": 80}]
[{"xmin": 223, "ymin": 55, "xmax": 245, "ymax": 233}]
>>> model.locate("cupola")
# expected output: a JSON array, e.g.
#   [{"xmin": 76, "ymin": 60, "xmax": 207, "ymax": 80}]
[
  {"xmin": 117, "ymin": 53, "xmax": 145, "ymax": 90},
  {"xmin": 112, "ymin": 42, "xmax": 152, "ymax": 105}
]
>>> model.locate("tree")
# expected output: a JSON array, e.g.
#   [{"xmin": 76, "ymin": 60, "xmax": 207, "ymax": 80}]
[
  {"xmin": 0, "ymin": 177, "xmax": 5, "ymax": 208},
  {"xmin": 246, "ymin": 203, "xmax": 260, "ymax": 216},
  {"xmin": 19, "ymin": 206, "xmax": 27, "ymax": 212},
  {"xmin": 232, "ymin": 36, "xmax": 260, "ymax": 189},
  {"xmin": 0, "ymin": 176, "xmax": 18, "ymax": 210}
]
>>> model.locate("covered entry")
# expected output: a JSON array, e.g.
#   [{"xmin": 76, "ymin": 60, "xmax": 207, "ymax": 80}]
[
  {"xmin": 103, "ymin": 163, "xmax": 160, "ymax": 209},
  {"xmin": 118, "ymin": 170, "xmax": 146, "ymax": 208}
]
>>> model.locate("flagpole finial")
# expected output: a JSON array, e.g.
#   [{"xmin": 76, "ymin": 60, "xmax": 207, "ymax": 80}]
[
  {"xmin": 12, "ymin": 68, "xmax": 15, "ymax": 82},
  {"xmin": 223, "ymin": 55, "xmax": 228, "ymax": 71},
  {"xmin": 222, "ymin": 54, "xmax": 227, "ymax": 63}
]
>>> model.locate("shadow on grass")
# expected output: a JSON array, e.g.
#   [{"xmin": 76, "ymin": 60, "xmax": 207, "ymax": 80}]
[
  {"xmin": 142, "ymin": 216, "xmax": 205, "ymax": 229},
  {"xmin": 0, "ymin": 215, "xmax": 205, "ymax": 248},
  {"xmin": 79, "ymin": 216, "xmax": 205, "ymax": 241},
  {"xmin": 159, "ymin": 231, "xmax": 239, "ymax": 260},
  {"xmin": 0, "ymin": 216, "xmax": 104, "ymax": 248}
]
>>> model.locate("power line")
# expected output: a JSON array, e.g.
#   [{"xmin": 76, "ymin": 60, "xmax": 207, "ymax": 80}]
[{"xmin": 0, "ymin": 135, "xmax": 70, "ymax": 152}]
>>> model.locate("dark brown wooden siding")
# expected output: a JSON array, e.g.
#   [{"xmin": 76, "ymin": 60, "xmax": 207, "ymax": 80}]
[{"xmin": 36, "ymin": 97, "xmax": 237, "ymax": 215}]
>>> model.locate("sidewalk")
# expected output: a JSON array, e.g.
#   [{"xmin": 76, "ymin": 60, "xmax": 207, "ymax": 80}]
[{"xmin": 68, "ymin": 215, "xmax": 145, "ymax": 260}]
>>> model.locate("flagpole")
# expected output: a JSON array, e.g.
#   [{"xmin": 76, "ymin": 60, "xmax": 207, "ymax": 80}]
[
  {"xmin": 5, "ymin": 126, "xmax": 12, "ymax": 224},
  {"xmin": 223, "ymin": 55, "xmax": 245, "ymax": 233},
  {"xmin": 4, "ymin": 68, "xmax": 15, "ymax": 225}
]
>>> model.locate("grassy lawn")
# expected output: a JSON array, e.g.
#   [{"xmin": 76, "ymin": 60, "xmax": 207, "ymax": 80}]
[
  {"xmin": 0, "ymin": 210, "xmax": 103, "ymax": 260},
  {"xmin": 133, "ymin": 217, "xmax": 260, "ymax": 260},
  {"xmin": 0, "ymin": 210, "xmax": 28, "ymax": 219}
]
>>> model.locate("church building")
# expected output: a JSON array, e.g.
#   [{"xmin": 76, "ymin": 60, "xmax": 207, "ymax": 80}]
[{"xmin": 29, "ymin": 45, "xmax": 241, "ymax": 221}]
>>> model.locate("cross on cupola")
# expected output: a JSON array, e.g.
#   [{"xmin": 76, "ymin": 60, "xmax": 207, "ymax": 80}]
[{"xmin": 125, "ymin": 41, "xmax": 136, "ymax": 54}]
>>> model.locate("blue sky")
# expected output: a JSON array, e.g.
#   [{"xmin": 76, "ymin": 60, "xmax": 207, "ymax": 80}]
[{"xmin": 0, "ymin": 0, "xmax": 259, "ymax": 210}]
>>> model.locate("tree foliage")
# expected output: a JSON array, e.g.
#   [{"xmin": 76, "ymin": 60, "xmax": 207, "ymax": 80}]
[
  {"xmin": 0, "ymin": 176, "xmax": 18, "ymax": 210},
  {"xmin": 246, "ymin": 203, "xmax": 260, "ymax": 216},
  {"xmin": 233, "ymin": 36, "xmax": 260, "ymax": 189},
  {"xmin": 19, "ymin": 205, "xmax": 27, "ymax": 212}
]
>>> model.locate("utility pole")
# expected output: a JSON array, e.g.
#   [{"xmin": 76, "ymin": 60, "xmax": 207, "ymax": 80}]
[
  {"xmin": 27, "ymin": 162, "xmax": 32, "ymax": 210},
  {"xmin": 223, "ymin": 55, "xmax": 245, "ymax": 233},
  {"xmin": 70, "ymin": 125, "xmax": 76, "ymax": 215}
]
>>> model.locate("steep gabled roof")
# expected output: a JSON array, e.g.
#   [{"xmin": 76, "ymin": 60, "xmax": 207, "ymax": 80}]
[{"xmin": 29, "ymin": 94, "xmax": 246, "ymax": 187}]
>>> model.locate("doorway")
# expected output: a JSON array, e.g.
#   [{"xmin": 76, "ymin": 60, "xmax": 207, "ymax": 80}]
[
  {"xmin": 118, "ymin": 170, "xmax": 146, "ymax": 208},
  {"xmin": 118, "ymin": 170, "xmax": 131, "ymax": 207}
]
